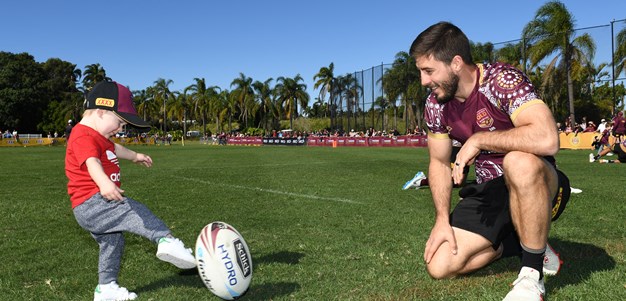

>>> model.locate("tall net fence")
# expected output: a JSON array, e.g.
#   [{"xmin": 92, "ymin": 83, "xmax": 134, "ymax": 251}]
[{"xmin": 333, "ymin": 19, "xmax": 626, "ymax": 133}]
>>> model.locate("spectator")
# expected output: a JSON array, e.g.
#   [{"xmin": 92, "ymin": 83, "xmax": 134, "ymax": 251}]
[
  {"xmin": 65, "ymin": 119, "xmax": 74, "ymax": 138},
  {"xmin": 596, "ymin": 118, "xmax": 607, "ymax": 133},
  {"xmin": 612, "ymin": 111, "xmax": 625, "ymax": 142},
  {"xmin": 583, "ymin": 121, "xmax": 596, "ymax": 132}
]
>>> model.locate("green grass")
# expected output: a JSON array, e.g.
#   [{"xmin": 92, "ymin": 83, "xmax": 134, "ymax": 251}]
[{"xmin": 0, "ymin": 144, "xmax": 624, "ymax": 300}]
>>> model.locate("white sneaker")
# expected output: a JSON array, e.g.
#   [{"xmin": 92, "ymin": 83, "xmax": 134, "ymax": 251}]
[
  {"xmin": 502, "ymin": 267, "xmax": 545, "ymax": 301},
  {"xmin": 569, "ymin": 187, "xmax": 582, "ymax": 194},
  {"xmin": 543, "ymin": 243, "xmax": 562, "ymax": 276},
  {"xmin": 402, "ymin": 171, "xmax": 426, "ymax": 190},
  {"xmin": 156, "ymin": 237, "xmax": 196, "ymax": 269},
  {"xmin": 94, "ymin": 281, "xmax": 137, "ymax": 301},
  {"xmin": 589, "ymin": 153, "xmax": 595, "ymax": 162}
]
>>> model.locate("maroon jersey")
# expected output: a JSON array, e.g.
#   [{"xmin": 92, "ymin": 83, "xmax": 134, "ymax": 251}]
[{"xmin": 425, "ymin": 62, "xmax": 550, "ymax": 184}]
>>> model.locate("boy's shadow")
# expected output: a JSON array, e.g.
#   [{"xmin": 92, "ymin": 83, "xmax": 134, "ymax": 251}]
[
  {"xmin": 475, "ymin": 237, "xmax": 616, "ymax": 291},
  {"xmin": 136, "ymin": 251, "xmax": 304, "ymax": 300}
]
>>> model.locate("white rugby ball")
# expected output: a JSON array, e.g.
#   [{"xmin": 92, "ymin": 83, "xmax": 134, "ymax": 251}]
[{"xmin": 196, "ymin": 222, "xmax": 253, "ymax": 300}]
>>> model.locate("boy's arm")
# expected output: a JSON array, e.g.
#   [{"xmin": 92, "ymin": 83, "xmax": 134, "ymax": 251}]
[
  {"xmin": 85, "ymin": 157, "xmax": 125, "ymax": 201},
  {"xmin": 115, "ymin": 143, "xmax": 153, "ymax": 167}
]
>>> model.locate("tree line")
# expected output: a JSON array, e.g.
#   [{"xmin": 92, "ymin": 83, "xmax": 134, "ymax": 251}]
[{"xmin": 1, "ymin": 1, "xmax": 626, "ymax": 136}]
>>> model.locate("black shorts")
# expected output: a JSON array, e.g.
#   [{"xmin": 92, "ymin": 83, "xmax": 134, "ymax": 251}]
[
  {"xmin": 449, "ymin": 169, "xmax": 570, "ymax": 249},
  {"xmin": 612, "ymin": 144, "xmax": 626, "ymax": 162}
]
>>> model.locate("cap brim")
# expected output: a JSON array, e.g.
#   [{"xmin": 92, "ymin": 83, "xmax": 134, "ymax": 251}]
[{"xmin": 114, "ymin": 112, "xmax": 150, "ymax": 128}]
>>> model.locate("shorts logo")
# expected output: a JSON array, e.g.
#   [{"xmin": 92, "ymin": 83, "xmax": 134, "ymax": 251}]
[
  {"xmin": 476, "ymin": 108, "xmax": 494, "ymax": 128},
  {"xmin": 551, "ymin": 187, "xmax": 563, "ymax": 219},
  {"xmin": 95, "ymin": 97, "xmax": 115, "ymax": 107}
]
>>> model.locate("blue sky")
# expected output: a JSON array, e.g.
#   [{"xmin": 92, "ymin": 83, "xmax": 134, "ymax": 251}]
[{"xmin": 2, "ymin": 0, "xmax": 625, "ymax": 100}]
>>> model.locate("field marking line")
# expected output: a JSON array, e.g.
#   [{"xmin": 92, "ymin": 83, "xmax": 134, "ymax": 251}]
[{"xmin": 174, "ymin": 176, "xmax": 362, "ymax": 204}]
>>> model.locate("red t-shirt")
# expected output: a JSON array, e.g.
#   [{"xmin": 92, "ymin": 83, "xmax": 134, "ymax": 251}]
[{"xmin": 65, "ymin": 124, "xmax": 121, "ymax": 208}]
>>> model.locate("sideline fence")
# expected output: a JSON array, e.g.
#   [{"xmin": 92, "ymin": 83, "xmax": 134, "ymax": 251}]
[{"xmin": 333, "ymin": 19, "xmax": 626, "ymax": 133}]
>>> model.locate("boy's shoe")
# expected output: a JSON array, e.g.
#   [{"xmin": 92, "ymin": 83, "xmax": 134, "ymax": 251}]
[
  {"xmin": 589, "ymin": 153, "xmax": 595, "ymax": 162},
  {"xmin": 94, "ymin": 281, "xmax": 137, "ymax": 301},
  {"xmin": 402, "ymin": 171, "xmax": 426, "ymax": 190},
  {"xmin": 543, "ymin": 243, "xmax": 562, "ymax": 276},
  {"xmin": 502, "ymin": 267, "xmax": 545, "ymax": 301},
  {"xmin": 156, "ymin": 237, "xmax": 196, "ymax": 269}
]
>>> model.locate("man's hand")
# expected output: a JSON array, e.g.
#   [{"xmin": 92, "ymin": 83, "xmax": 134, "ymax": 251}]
[
  {"xmin": 424, "ymin": 220, "xmax": 457, "ymax": 264},
  {"xmin": 452, "ymin": 137, "xmax": 480, "ymax": 185}
]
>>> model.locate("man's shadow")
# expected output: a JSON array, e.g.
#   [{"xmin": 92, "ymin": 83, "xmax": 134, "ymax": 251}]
[
  {"xmin": 473, "ymin": 237, "xmax": 616, "ymax": 292},
  {"xmin": 544, "ymin": 238, "xmax": 616, "ymax": 291}
]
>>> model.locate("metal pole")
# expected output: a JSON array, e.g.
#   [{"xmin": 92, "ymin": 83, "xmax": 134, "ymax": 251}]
[
  {"xmin": 611, "ymin": 19, "xmax": 616, "ymax": 114},
  {"xmin": 164, "ymin": 94, "xmax": 167, "ymax": 133}
]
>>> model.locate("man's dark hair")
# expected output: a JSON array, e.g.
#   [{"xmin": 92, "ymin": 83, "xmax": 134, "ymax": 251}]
[{"xmin": 409, "ymin": 21, "xmax": 473, "ymax": 65}]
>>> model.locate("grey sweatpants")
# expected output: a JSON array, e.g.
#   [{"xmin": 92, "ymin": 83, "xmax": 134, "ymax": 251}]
[{"xmin": 73, "ymin": 193, "xmax": 170, "ymax": 284}]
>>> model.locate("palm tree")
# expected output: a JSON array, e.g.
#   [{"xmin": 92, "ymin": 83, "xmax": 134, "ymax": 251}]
[
  {"xmin": 170, "ymin": 87, "xmax": 193, "ymax": 143},
  {"xmin": 332, "ymin": 75, "xmax": 350, "ymax": 131},
  {"xmin": 470, "ymin": 41, "xmax": 495, "ymax": 63},
  {"xmin": 381, "ymin": 52, "xmax": 422, "ymax": 131},
  {"xmin": 252, "ymin": 78, "xmax": 275, "ymax": 131},
  {"xmin": 313, "ymin": 63, "xmax": 336, "ymax": 127},
  {"xmin": 342, "ymin": 73, "xmax": 362, "ymax": 130},
  {"xmin": 189, "ymin": 78, "xmax": 220, "ymax": 136},
  {"xmin": 614, "ymin": 27, "xmax": 626, "ymax": 80},
  {"xmin": 134, "ymin": 88, "xmax": 158, "ymax": 125},
  {"xmin": 82, "ymin": 63, "xmax": 109, "ymax": 91},
  {"xmin": 153, "ymin": 78, "xmax": 174, "ymax": 132},
  {"xmin": 231, "ymin": 73, "xmax": 255, "ymax": 129},
  {"xmin": 224, "ymin": 90, "xmax": 238, "ymax": 132},
  {"xmin": 275, "ymin": 75, "xmax": 310, "ymax": 130},
  {"xmin": 495, "ymin": 42, "xmax": 526, "ymax": 69},
  {"xmin": 522, "ymin": 0, "xmax": 596, "ymax": 124}
]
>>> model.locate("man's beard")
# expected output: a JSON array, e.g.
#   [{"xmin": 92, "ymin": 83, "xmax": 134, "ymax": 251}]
[{"xmin": 433, "ymin": 72, "xmax": 459, "ymax": 104}]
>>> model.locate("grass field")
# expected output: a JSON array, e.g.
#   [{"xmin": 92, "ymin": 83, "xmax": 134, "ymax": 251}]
[{"xmin": 0, "ymin": 143, "xmax": 624, "ymax": 301}]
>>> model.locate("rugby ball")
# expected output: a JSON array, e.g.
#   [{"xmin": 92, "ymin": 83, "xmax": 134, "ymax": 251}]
[{"xmin": 196, "ymin": 222, "xmax": 253, "ymax": 300}]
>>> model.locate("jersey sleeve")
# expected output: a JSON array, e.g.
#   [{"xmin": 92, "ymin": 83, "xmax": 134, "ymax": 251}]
[
  {"xmin": 484, "ymin": 64, "xmax": 543, "ymax": 122},
  {"xmin": 423, "ymin": 94, "xmax": 449, "ymax": 139}
]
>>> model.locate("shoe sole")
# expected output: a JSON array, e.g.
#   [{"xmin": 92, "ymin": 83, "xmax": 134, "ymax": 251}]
[
  {"xmin": 543, "ymin": 245, "xmax": 562, "ymax": 276},
  {"xmin": 157, "ymin": 252, "xmax": 196, "ymax": 269}
]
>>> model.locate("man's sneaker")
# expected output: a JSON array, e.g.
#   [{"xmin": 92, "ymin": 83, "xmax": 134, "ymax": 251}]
[
  {"xmin": 502, "ymin": 267, "xmax": 545, "ymax": 301},
  {"xmin": 402, "ymin": 171, "xmax": 426, "ymax": 190},
  {"xmin": 156, "ymin": 237, "xmax": 196, "ymax": 269},
  {"xmin": 94, "ymin": 281, "xmax": 137, "ymax": 301},
  {"xmin": 589, "ymin": 153, "xmax": 595, "ymax": 162},
  {"xmin": 543, "ymin": 243, "xmax": 562, "ymax": 276}
]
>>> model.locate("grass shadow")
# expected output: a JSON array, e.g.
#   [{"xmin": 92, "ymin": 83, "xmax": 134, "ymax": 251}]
[
  {"xmin": 254, "ymin": 250, "xmax": 305, "ymax": 265},
  {"xmin": 470, "ymin": 237, "xmax": 616, "ymax": 291},
  {"xmin": 240, "ymin": 282, "xmax": 301, "ymax": 300},
  {"xmin": 543, "ymin": 238, "xmax": 616, "ymax": 292}
]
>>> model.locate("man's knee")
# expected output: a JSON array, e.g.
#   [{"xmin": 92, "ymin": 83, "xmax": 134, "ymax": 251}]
[
  {"xmin": 426, "ymin": 260, "xmax": 457, "ymax": 279},
  {"xmin": 503, "ymin": 151, "xmax": 544, "ymax": 176},
  {"xmin": 424, "ymin": 252, "xmax": 464, "ymax": 279}
]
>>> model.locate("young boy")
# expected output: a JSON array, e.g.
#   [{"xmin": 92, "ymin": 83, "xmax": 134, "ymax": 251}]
[{"xmin": 65, "ymin": 81, "xmax": 196, "ymax": 301}]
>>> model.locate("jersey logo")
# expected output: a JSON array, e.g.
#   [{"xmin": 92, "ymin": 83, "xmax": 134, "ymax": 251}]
[{"xmin": 476, "ymin": 108, "xmax": 494, "ymax": 128}]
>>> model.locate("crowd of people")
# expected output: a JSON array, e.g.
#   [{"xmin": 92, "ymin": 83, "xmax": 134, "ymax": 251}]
[{"xmin": 558, "ymin": 111, "xmax": 626, "ymax": 137}]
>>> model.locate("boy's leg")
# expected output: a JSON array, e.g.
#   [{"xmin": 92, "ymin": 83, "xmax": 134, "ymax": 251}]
[{"xmin": 92, "ymin": 232, "xmax": 124, "ymax": 284}]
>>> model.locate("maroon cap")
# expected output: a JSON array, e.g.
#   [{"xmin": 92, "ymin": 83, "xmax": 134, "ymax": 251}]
[{"xmin": 85, "ymin": 81, "xmax": 150, "ymax": 128}]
